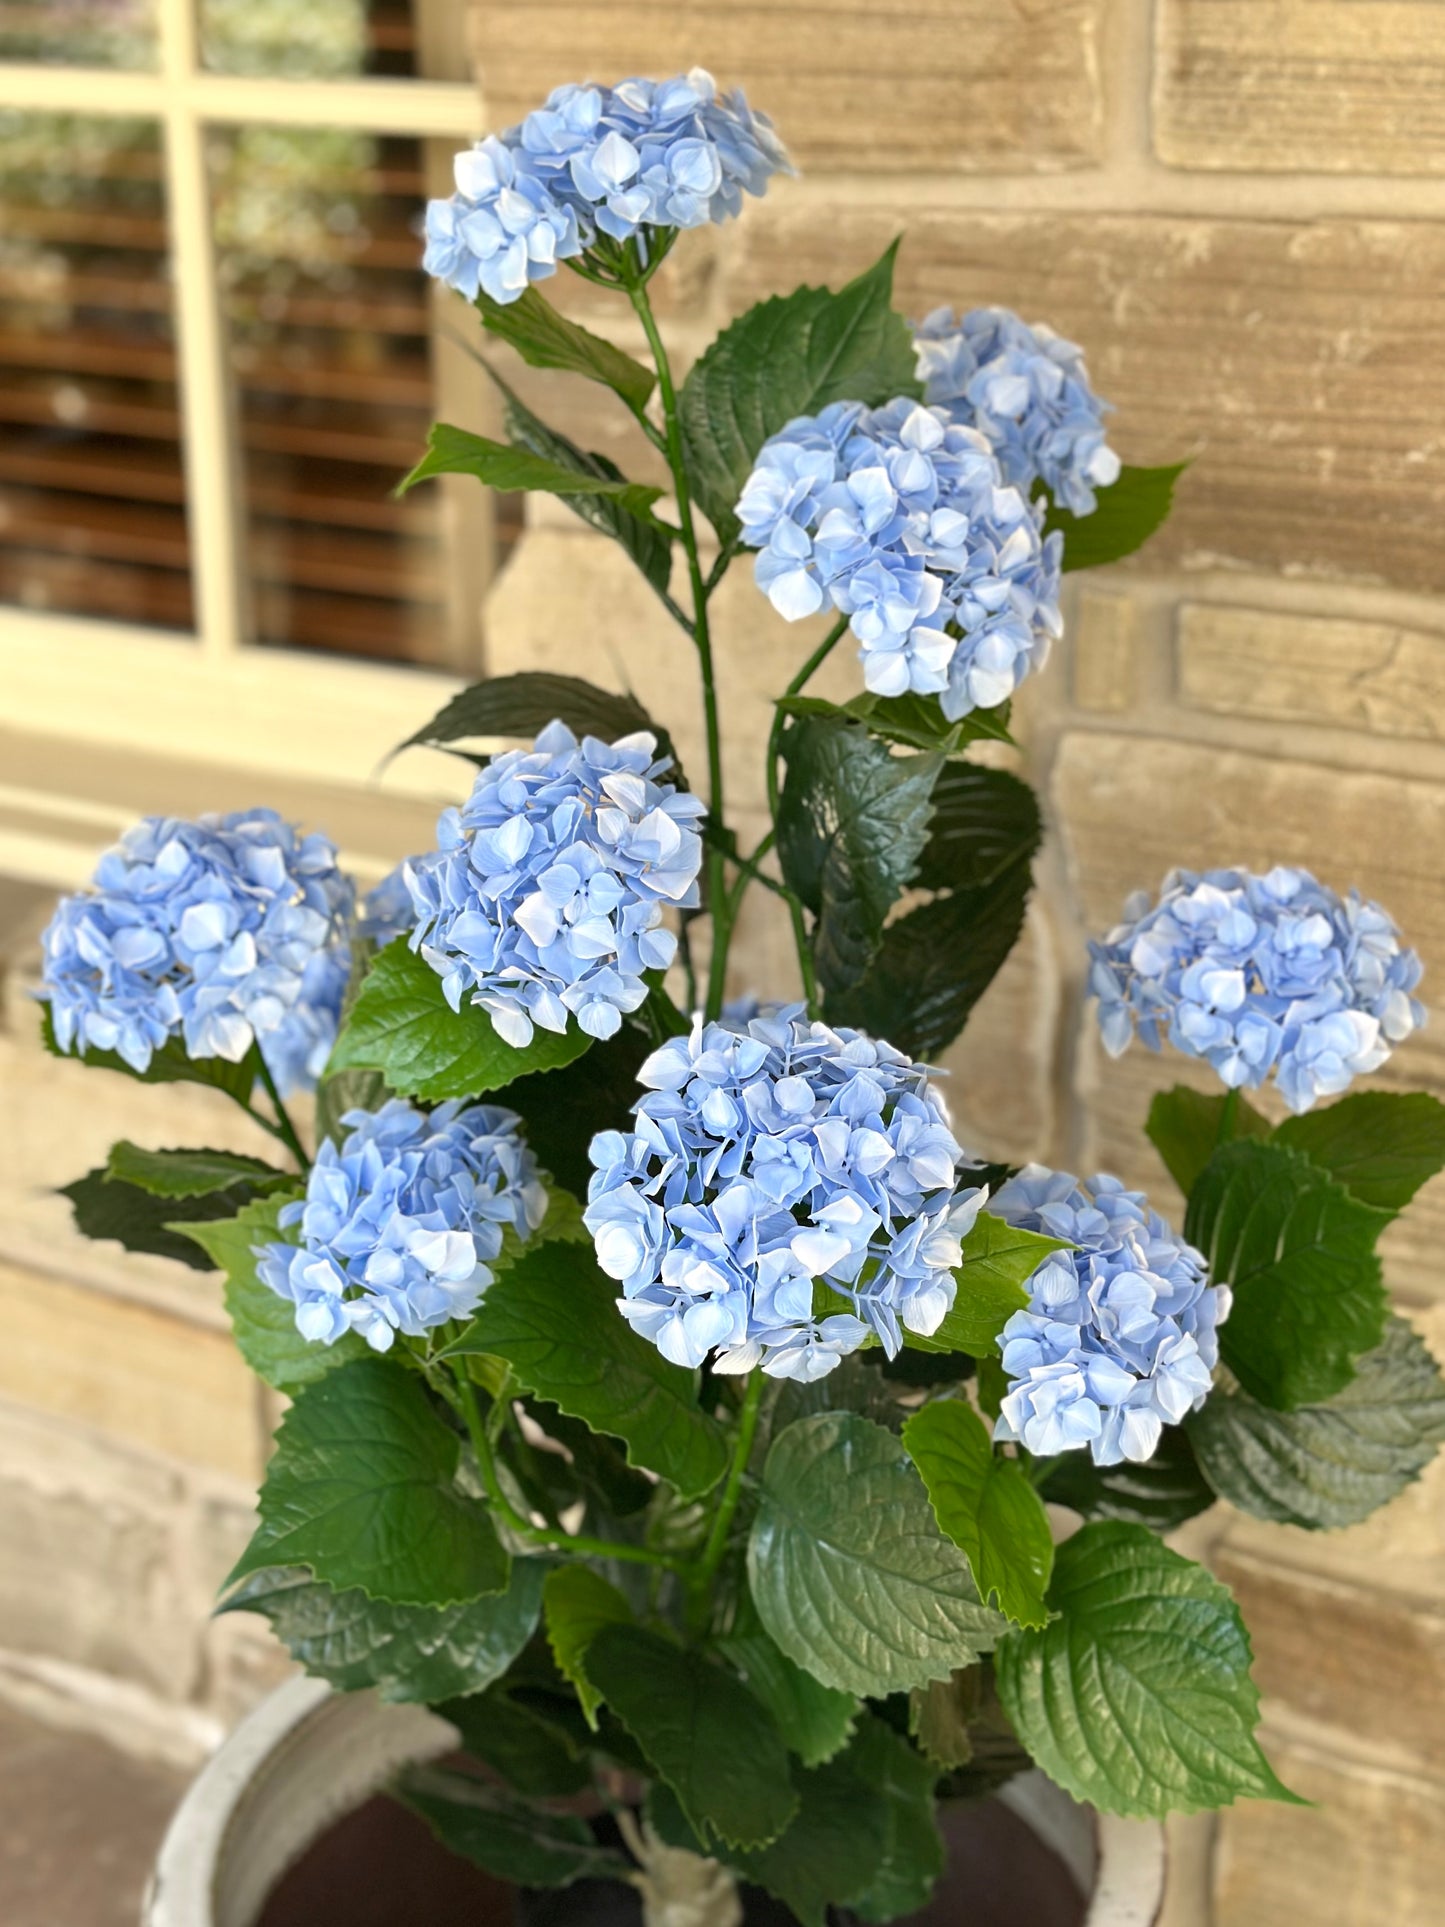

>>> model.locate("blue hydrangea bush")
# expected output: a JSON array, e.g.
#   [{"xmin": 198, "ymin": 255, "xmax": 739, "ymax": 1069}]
[{"xmin": 42, "ymin": 68, "xmax": 1445, "ymax": 1922}]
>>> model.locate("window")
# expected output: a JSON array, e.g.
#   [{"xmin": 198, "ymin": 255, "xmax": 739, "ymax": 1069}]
[{"xmin": 0, "ymin": 0, "xmax": 498, "ymax": 779}]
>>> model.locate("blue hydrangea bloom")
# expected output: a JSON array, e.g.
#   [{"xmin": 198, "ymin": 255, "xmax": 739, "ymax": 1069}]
[
  {"xmin": 736, "ymin": 397, "xmax": 1062, "ymax": 720},
  {"xmin": 256, "ymin": 1099, "xmax": 547, "ymax": 1352},
  {"xmin": 399, "ymin": 720, "xmax": 704, "ymax": 1049},
  {"xmin": 584, "ymin": 1005, "xmax": 987, "ymax": 1381},
  {"xmin": 991, "ymin": 1165, "xmax": 1228, "ymax": 1466},
  {"xmin": 422, "ymin": 135, "xmax": 583, "ymax": 304},
  {"xmin": 1089, "ymin": 866, "xmax": 1426, "ymax": 1114},
  {"xmin": 914, "ymin": 306, "xmax": 1121, "ymax": 516},
  {"xmin": 40, "ymin": 810, "xmax": 353, "ymax": 1097},
  {"xmin": 424, "ymin": 71, "xmax": 790, "ymax": 301},
  {"xmin": 360, "ymin": 863, "xmax": 416, "ymax": 948}
]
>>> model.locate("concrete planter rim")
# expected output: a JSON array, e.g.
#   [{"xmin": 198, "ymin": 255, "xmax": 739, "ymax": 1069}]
[{"xmin": 143, "ymin": 1674, "xmax": 1167, "ymax": 1927}]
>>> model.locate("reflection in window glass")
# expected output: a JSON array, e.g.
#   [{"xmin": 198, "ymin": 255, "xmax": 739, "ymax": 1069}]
[
  {"xmin": 0, "ymin": 0, "xmax": 158, "ymax": 68},
  {"xmin": 211, "ymin": 125, "xmax": 512, "ymax": 666},
  {"xmin": 0, "ymin": 112, "xmax": 192, "ymax": 629},
  {"xmin": 200, "ymin": 0, "xmax": 415, "ymax": 80}
]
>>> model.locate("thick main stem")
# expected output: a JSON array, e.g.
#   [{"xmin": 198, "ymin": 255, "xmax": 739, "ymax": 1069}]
[
  {"xmin": 451, "ymin": 1369, "xmax": 676, "ymax": 1570},
  {"xmin": 687, "ymin": 1372, "xmax": 766, "ymax": 1634},
  {"xmin": 627, "ymin": 280, "xmax": 731, "ymax": 1021}
]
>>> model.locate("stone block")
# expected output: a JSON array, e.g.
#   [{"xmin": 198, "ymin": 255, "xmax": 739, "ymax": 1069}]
[
  {"xmin": 0, "ymin": 1263, "xmax": 263, "ymax": 1483},
  {"xmin": 1214, "ymin": 1731, "xmax": 1445, "ymax": 1926},
  {"xmin": 1155, "ymin": 1, "xmax": 1445, "ymax": 175},
  {"xmin": 1072, "ymin": 589, "xmax": 1139, "ymax": 714},
  {"xmin": 1177, "ymin": 602, "xmax": 1445, "ymax": 741},
  {"xmin": 0, "ymin": 1401, "xmax": 197, "ymax": 1700},
  {"xmin": 468, "ymin": 1, "xmax": 1105, "ymax": 173},
  {"xmin": 1054, "ymin": 730, "xmax": 1445, "ymax": 1300},
  {"xmin": 731, "ymin": 208, "xmax": 1445, "ymax": 594}
]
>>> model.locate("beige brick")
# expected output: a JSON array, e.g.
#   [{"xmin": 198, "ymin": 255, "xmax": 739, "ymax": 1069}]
[
  {"xmin": 1177, "ymin": 602, "xmax": 1445, "ymax": 740},
  {"xmin": 1055, "ymin": 731, "xmax": 1445, "ymax": 1300},
  {"xmin": 468, "ymin": 1, "xmax": 1105, "ymax": 173},
  {"xmin": 0, "ymin": 1264, "xmax": 262, "ymax": 1482},
  {"xmin": 1156, "ymin": 2, "xmax": 1445, "ymax": 175},
  {"xmin": 0, "ymin": 1401, "xmax": 198, "ymax": 1700},
  {"xmin": 732, "ymin": 208, "xmax": 1445, "ymax": 594},
  {"xmin": 1215, "ymin": 1733, "xmax": 1445, "ymax": 1927},
  {"xmin": 1214, "ymin": 1545, "xmax": 1445, "ymax": 1779},
  {"xmin": 1072, "ymin": 588, "xmax": 1139, "ymax": 714}
]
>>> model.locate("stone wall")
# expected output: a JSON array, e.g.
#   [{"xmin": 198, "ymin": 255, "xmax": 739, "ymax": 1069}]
[{"xmin": 470, "ymin": 4, "xmax": 1445, "ymax": 1920}]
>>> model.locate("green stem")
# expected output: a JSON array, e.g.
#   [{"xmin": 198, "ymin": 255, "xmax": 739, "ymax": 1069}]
[
  {"xmin": 626, "ymin": 275, "xmax": 732, "ymax": 1022},
  {"xmin": 252, "ymin": 1052, "xmax": 311, "ymax": 1172},
  {"xmin": 451, "ymin": 1368, "xmax": 676, "ymax": 1570},
  {"xmin": 687, "ymin": 1372, "xmax": 766, "ymax": 1635}
]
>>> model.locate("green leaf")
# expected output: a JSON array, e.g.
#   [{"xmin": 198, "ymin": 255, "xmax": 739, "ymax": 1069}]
[
  {"xmin": 1044, "ymin": 463, "xmax": 1186, "ymax": 572},
  {"xmin": 1187, "ymin": 1139, "xmax": 1390, "ymax": 1409},
  {"xmin": 444, "ymin": 1240, "xmax": 729, "ymax": 1501},
  {"xmin": 398, "ymin": 420, "xmax": 664, "ymax": 522},
  {"xmin": 542, "ymin": 1565, "xmax": 633, "ymax": 1730},
  {"xmin": 902, "ymin": 1399, "xmax": 1054, "ymax": 1629},
  {"xmin": 473, "ymin": 284, "xmax": 655, "ymax": 414},
  {"xmin": 680, "ymin": 240, "xmax": 922, "ymax": 542},
  {"xmin": 908, "ymin": 1668, "xmax": 981, "ymax": 1771},
  {"xmin": 1188, "ymin": 1314, "xmax": 1445, "ymax": 1529},
  {"xmin": 843, "ymin": 1715, "xmax": 946, "ymax": 1924},
  {"xmin": 776, "ymin": 713, "xmax": 940, "ymax": 995},
  {"xmin": 1273, "ymin": 1091, "xmax": 1445, "ymax": 1212},
  {"xmin": 725, "ymin": 1752, "xmax": 889, "ymax": 1927},
  {"xmin": 1039, "ymin": 1425, "xmax": 1216, "ymax": 1532},
  {"xmin": 105, "ymin": 1141, "xmax": 290, "ymax": 1198},
  {"xmin": 716, "ymin": 1617, "xmax": 860, "ymax": 1768},
  {"xmin": 399, "ymin": 1765, "xmax": 628, "ymax": 1888},
  {"xmin": 328, "ymin": 937, "xmax": 591, "ymax": 1101},
  {"xmin": 503, "ymin": 1020, "xmax": 656, "ymax": 1197},
  {"xmin": 315, "ymin": 937, "xmax": 388, "ymax": 1146},
  {"xmin": 913, "ymin": 1210, "xmax": 1067, "ymax": 1357},
  {"xmin": 182, "ymin": 1195, "xmax": 367, "ymax": 1395},
  {"xmin": 59, "ymin": 1168, "xmax": 273, "ymax": 1271},
  {"xmin": 584, "ymin": 1624, "xmax": 799, "ymax": 1851},
  {"xmin": 392, "ymin": 670, "xmax": 676, "ymax": 775},
  {"xmin": 40, "ymin": 1004, "xmax": 259, "ymax": 1104},
  {"xmin": 748, "ymin": 1411, "xmax": 1009, "ymax": 1697},
  {"xmin": 436, "ymin": 1687, "xmax": 591, "ymax": 1796},
  {"xmin": 777, "ymin": 691, "xmax": 1014, "ymax": 756},
  {"xmin": 226, "ymin": 1357, "xmax": 508, "ymax": 1607},
  {"xmin": 995, "ymin": 1520, "xmax": 1300, "ymax": 1817},
  {"xmin": 524, "ymin": 1398, "xmax": 654, "ymax": 1517},
  {"xmin": 1146, "ymin": 1086, "xmax": 1271, "ymax": 1198},
  {"xmin": 219, "ymin": 1554, "xmax": 546, "ymax": 1703},
  {"xmin": 828, "ymin": 766, "xmax": 1041, "ymax": 1059}
]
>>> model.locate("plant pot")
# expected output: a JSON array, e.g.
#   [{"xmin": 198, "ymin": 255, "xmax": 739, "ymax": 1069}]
[{"xmin": 143, "ymin": 1676, "xmax": 1166, "ymax": 1927}]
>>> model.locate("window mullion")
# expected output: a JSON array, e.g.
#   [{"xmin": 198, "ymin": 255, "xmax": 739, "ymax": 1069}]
[{"xmin": 159, "ymin": 0, "xmax": 247, "ymax": 658}]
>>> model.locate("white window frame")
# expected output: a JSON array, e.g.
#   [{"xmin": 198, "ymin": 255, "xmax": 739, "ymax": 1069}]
[{"xmin": 0, "ymin": 2, "xmax": 486, "ymax": 850}]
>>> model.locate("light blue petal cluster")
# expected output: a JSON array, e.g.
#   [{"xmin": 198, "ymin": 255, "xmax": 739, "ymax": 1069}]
[
  {"xmin": 399, "ymin": 720, "xmax": 705, "ymax": 1048},
  {"xmin": 584, "ymin": 1005, "xmax": 987, "ymax": 1382},
  {"xmin": 992, "ymin": 1165, "xmax": 1228, "ymax": 1466},
  {"xmin": 424, "ymin": 70, "xmax": 790, "ymax": 301},
  {"xmin": 736, "ymin": 397, "xmax": 1062, "ymax": 721},
  {"xmin": 256, "ymin": 1098, "xmax": 547, "ymax": 1352},
  {"xmin": 1089, "ymin": 865, "xmax": 1426, "ymax": 1114},
  {"xmin": 913, "ymin": 306, "xmax": 1121, "ymax": 516},
  {"xmin": 40, "ymin": 810, "xmax": 354, "ymax": 1096},
  {"xmin": 359, "ymin": 862, "xmax": 417, "ymax": 948}
]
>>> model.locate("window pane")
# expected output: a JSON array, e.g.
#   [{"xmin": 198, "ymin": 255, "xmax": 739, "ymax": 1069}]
[
  {"xmin": 200, "ymin": 0, "xmax": 437, "ymax": 80},
  {"xmin": 0, "ymin": 112, "xmax": 192, "ymax": 629},
  {"xmin": 211, "ymin": 125, "xmax": 513, "ymax": 667},
  {"xmin": 0, "ymin": 0, "xmax": 158, "ymax": 67}
]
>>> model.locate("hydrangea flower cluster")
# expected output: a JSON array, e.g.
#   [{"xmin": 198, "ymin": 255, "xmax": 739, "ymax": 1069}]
[
  {"xmin": 991, "ymin": 1166, "xmax": 1228, "ymax": 1466},
  {"xmin": 400, "ymin": 721, "xmax": 705, "ymax": 1048},
  {"xmin": 256, "ymin": 1099, "xmax": 547, "ymax": 1352},
  {"xmin": 584, "ymin": 1005, "xmax": 987, "ymax": 1381},
  {"xmin": 1089, "ymin": 866, "xmax": 1426, "ymax": 1114},
  {"xmin": 423, "ymin": 69, "xmax": 790, "ymax": 303},
  {"xmin": 40, "ymin": 810, "xmax": 353, "ymax": 1096},
  {"xmin": 736, "ymin": 397, "xmax": 1063, "ymax": 719},
  {"xmin": 913, "ymin": 306, "xmax": 1121, "ymax": 516}
]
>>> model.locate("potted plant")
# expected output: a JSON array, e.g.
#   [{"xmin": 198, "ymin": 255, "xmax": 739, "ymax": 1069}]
[{"xmin": 35, "ymin": 66, "xmax": 1445, "ymax": 1927}]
